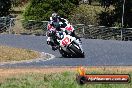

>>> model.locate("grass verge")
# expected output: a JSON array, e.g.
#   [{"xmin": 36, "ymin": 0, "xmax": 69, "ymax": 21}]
[
  {"xmin": 0, "ymin": 67, "xmax": 132, "ymax": 88},
  {"xmin": 0, "ymin": 45, "xmax": 40, "ymax": 62}
]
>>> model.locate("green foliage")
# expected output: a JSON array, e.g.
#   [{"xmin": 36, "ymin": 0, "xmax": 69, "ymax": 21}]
[
  {"xmin": 11, "ymin": 0, "xmax": 22, "ymax": 7},
  {"xmin": 11, "ymin": 0, "xmax": 29, "ymax": 7},
  {"xmin": 22, "ymin": 0, "xmax": 132, "ymax": 27},
  {"xmin": 113, "ymin": 0, "xmax": 132, "ymax": 27},
  {"xmin": 69, "ymin": 5, "xmax": 105, "ymax": 25},
  {"xmin": 0, "ymin": 0, "xmax": 11, "ymax": 16},
  {"xmin": 23, "ymin": 0, "xmax": 79, "ymax": 21},
  {"xmin": 98, "ymin": 10, "xmax": 115, "ymax": 27},
  {"xmin": 98, "ymin": 0, "xmax": 132, "ymax": 27}
]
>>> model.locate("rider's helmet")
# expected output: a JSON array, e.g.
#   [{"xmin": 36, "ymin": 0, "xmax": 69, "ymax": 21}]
[{"xmin": 51, "ymin": 13, "xmax": 59, "ymax": 22}]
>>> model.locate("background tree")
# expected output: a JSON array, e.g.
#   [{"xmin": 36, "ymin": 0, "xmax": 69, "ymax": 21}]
[
  {"xmin": 23, "ymin": 0, "xmax": 79, "ymax": 21},
  {"xmin": 99, "ymin": 0, "xmax": 132, "ymax": 27},
  {"xmin": 113, "ymin": 0, "xmax": 132, "ymax": 27},
  {"xmin": 11, "ymin": 0, "xmax": 29, "ymax": 7},
  {"xmin": 0, "ymin": 0, "xmax": 11, "ymax": 16},
  {"xmin": 69, "ymin": 4, "xmax": 104, "ymax": 25}
]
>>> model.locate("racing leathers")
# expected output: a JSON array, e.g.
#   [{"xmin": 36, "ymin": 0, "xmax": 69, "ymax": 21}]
[{"xmin": 46, "ymin": 16, "xmax": 81, "ymax": 51}]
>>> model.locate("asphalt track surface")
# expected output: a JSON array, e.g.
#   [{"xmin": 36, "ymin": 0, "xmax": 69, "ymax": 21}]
[{"xmin": 0, "ymin": 34, "xmax": 132, "ymax": 67}]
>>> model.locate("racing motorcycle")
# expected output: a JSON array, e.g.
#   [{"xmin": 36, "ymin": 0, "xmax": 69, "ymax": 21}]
[
  {"xmin": 47, "ymin": 23, "xmax": 85, "ymax": 58},
  {"xmin": 56, "ymin": 30, "xmax": 85, "ymax": 58}
]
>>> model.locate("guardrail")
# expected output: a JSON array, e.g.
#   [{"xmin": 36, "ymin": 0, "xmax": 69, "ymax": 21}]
[
  {"xmin": 81, "ymin": 25, "xmax": 132, "ymax": 41},
  {"xmin": 0, "ymin": 17, "xmax": 15, "ymax": 33},
  {"xmin": 1, "ymin": 16, "xmax": 132, "ymax": 41},
  {"xmin": 0, "ymin": 17, "xmax": 48, "ymax": 35}
]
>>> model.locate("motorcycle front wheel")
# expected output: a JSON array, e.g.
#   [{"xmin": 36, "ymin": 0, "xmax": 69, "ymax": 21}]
[
  {"xmin": 69, "ymin": 44, "xmax": 85, "ymax": 58},
  {"xmin": 59, "ymin": 47, "xmax": 73, "ymax": 58}
]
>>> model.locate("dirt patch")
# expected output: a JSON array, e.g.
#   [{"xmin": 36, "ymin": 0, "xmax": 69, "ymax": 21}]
[{"xmin": 0, "ymin": 45, "xmax": 41, "ymax": 62}]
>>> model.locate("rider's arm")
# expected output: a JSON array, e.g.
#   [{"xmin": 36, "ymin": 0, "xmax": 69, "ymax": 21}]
[
  {"xmin": 59, "ymin": 17, "xmax": 68, "ymax": 24},
  {"xmin": 49, "ymin": 17, "xmax": 54, "ymax": 27}
]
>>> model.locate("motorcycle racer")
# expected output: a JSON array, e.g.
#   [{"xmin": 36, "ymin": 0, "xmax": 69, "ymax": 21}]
[{"xmin": 46, "ymin": 13, "xmax": 81, "ymax": 51}]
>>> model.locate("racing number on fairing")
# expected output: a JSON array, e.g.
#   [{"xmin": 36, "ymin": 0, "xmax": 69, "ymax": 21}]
[{"xmin": 62, "ymin": 37, "xmax": 70, "ymax": 46}]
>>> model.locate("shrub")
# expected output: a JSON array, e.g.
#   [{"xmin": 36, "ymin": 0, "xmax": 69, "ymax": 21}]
[
  {"xmin": 23, "ymin": 0, "xmax": 79, "ymax": 21},
  {"xmin": 69, "ymin": 4, "xmax": 105, "ymax": 25}
]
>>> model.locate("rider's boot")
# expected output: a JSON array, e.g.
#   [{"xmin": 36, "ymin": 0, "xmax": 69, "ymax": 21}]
[{"xmin": 47, "ymin": 41, "xmax": 58, "ymax": 51}]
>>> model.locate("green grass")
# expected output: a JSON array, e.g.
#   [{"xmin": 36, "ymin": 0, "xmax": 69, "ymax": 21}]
[{"xmin": 0, "ymin": 71, "xmax": 132, "ymax": 88}]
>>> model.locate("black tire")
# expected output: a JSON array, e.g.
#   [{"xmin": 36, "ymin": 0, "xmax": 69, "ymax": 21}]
[
  {"xmin": 59, "ymin": 48, "xmax": 72, "ymax": 58},
  {"xmin": 69, "ymin": 44, "xmax": 85, "ymax": 58}
]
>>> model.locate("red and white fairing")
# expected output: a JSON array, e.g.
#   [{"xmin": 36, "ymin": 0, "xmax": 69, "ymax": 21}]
[
  {"xmin": 65, "ymin": 23, "xmax": 75, "ymax": 32},
  {"xmin": 58, "ymin": 32, "xmax": 76, "ymax": 47}
]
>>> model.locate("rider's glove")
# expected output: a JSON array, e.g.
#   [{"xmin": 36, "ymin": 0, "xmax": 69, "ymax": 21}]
[
  {"xmin": 47, "ymin": 41, "xmax": 50, "ymax": 45},
  {"xmin": 47, "ymin": 37, "xmax": 51, "ymax": 45},
  {"xmin": 52, "ymin": 46, "xmax": 58, "ymax": 51}
]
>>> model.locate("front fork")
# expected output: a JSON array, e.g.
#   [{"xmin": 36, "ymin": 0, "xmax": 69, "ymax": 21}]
[{"xmin": 73, "ymin": 39, "xmax": 84, "ymax": 53}]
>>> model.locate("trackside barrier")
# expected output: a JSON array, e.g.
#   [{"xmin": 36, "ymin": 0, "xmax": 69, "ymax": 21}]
[
  {"xmin": 0, "ymin": 17, "xmax": 132, "ymax": 41},
  {"xmin": 0, "ymin": 17, "xmax": 15, "ymax": 33},
  {"xmin": 82, "ymin": 25, "xmax": 132, "ymax": 41}
]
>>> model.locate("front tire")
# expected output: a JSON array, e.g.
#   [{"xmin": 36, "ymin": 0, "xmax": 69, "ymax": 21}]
[
  {"xmin": 69, "ymin": 44, "xmax": 85, "ymax": 58},
  {"xmin": 59, "ymin": 48, "xmax": 72, "ymax": 58}
]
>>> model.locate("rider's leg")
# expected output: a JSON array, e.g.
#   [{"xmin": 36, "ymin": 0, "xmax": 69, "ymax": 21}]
[
  {"xmin": 47, "ymin": 38, "xmax": 58, "ymax": 51},
  {"xmin": 70, "ymin": 31, "xmax": 83, "ymax": 52},
  {"xmin": 70, "ymin": 31, "xmax": 81, "ymax": 42}
]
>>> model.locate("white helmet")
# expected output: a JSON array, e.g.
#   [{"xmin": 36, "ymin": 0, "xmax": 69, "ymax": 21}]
[{"xmin": 52, "ymin": 13, "xmax": 58, "ymax": 18}]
